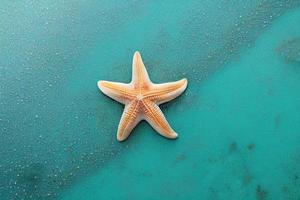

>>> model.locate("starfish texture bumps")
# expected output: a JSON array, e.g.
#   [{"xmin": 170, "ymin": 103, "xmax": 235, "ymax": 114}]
[{"xmin": 98, "ymin": 51, "xmax": 188, "ymax": 141}]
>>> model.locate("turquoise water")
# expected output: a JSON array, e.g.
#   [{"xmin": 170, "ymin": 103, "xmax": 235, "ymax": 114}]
[{"xmin": 1, "ymin": 1, "xmax": 300, "ymax": 200}]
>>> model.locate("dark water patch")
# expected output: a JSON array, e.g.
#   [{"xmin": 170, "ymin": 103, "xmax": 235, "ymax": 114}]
[
  {"xmin": 294, "ymin": 174, "xmax": 299, "ymax": 181},
  {"xmin": 243, "ymin": 174, "xmax": 253, "ymax": 185},
  {"xmin": 281, "ymin": 185, "xmax": 289, "ymax": 194},
  {"xmin": 21, "ymin": 163, "xmax": 44, "ymax": 187},
  {"xmin": 2, "ymin": 162, "xmax": 49, "ymax": 199},
  {"xmin": 256, "ymin": 185, "xmax": 268, "ymax": 200},
  {"xmin": 138, "ymin": 170, "xmax": 153, "ymax": 178},
  {"xmin": 280, "ymin": 185, "xmax": 300, "ymax": 199},
  {"xmin": 281, "ymin": 171, "xmax": 300, "ymax": 199},
  {"xmin": 159, "ymin": 103, "xmax": 169, "ymax": 111},
  {"xmin": 174, "ymin": 154, "xmax": 187, "ymax": 164},
  {"xmin": 240, "ymin": 162, "xmax": 254, "ymax": 186},
  {"xmin": 267, "ymin": 88, "xmax": 274, "ymax": 96},
  {"xmin": 274, "ymin": 114, "xmax": 282, "ymax": 131},
  {"xmin": 229, "ymin": 142, "xmax": 238, "ymax": 153},
  {"xmin": 247, "ymin": 143, "xmax": 256, "ymax": 151},
  {"xmin": 208, "ymin": 186, "xmax": 220, "ymax": 199}
]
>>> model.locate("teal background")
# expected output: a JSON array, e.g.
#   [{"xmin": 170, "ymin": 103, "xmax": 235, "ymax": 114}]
[{"xmin": 1, "ymin": 1, "xmax": 300, "ymax": 200}]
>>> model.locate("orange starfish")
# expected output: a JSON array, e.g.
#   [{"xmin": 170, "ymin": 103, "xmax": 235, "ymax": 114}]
[{"xmin": 98, "ymin": 51, "xmax": 188, "ymax": 141}]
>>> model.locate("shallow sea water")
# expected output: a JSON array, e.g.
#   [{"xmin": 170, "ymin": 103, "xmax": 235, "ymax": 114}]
[{"xmin": 1, "ymin": 1, "xmax": 300, "ymax": 200}]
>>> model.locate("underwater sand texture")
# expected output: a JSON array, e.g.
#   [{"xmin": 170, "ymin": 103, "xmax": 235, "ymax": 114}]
[{"xmin": 1, "ymin": 1, "xmax": 300, "ymax": 199}]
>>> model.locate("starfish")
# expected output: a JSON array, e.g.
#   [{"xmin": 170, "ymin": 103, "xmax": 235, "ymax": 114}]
[{"xmin": 98, "ymin": 51, "xmax": 188, "ymax": 141}]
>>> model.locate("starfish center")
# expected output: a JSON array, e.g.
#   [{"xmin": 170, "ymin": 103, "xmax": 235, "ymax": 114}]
[{"xmin": 136, "ymin": 94, "xmax": 144, "ymax": 100}]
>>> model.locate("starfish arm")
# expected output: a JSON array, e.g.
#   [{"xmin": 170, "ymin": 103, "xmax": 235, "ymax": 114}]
[
  {"xmin": 98, "ymin": 80, "xmax": 135, "ymax": 104},
  {"xmin": 142, "ymin": 100, "xmax": 178, "ymax": 139},
  {"xmin": 117, "ymin": 100, "xmax": 141, "ymax": 141},
  {"xmin": 131, "ymin": 51, "xmax": 151, "ymax": 87},
  {"xmin": 144, "ymin": 78, "xmax": 187, "ymax": 104}
]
